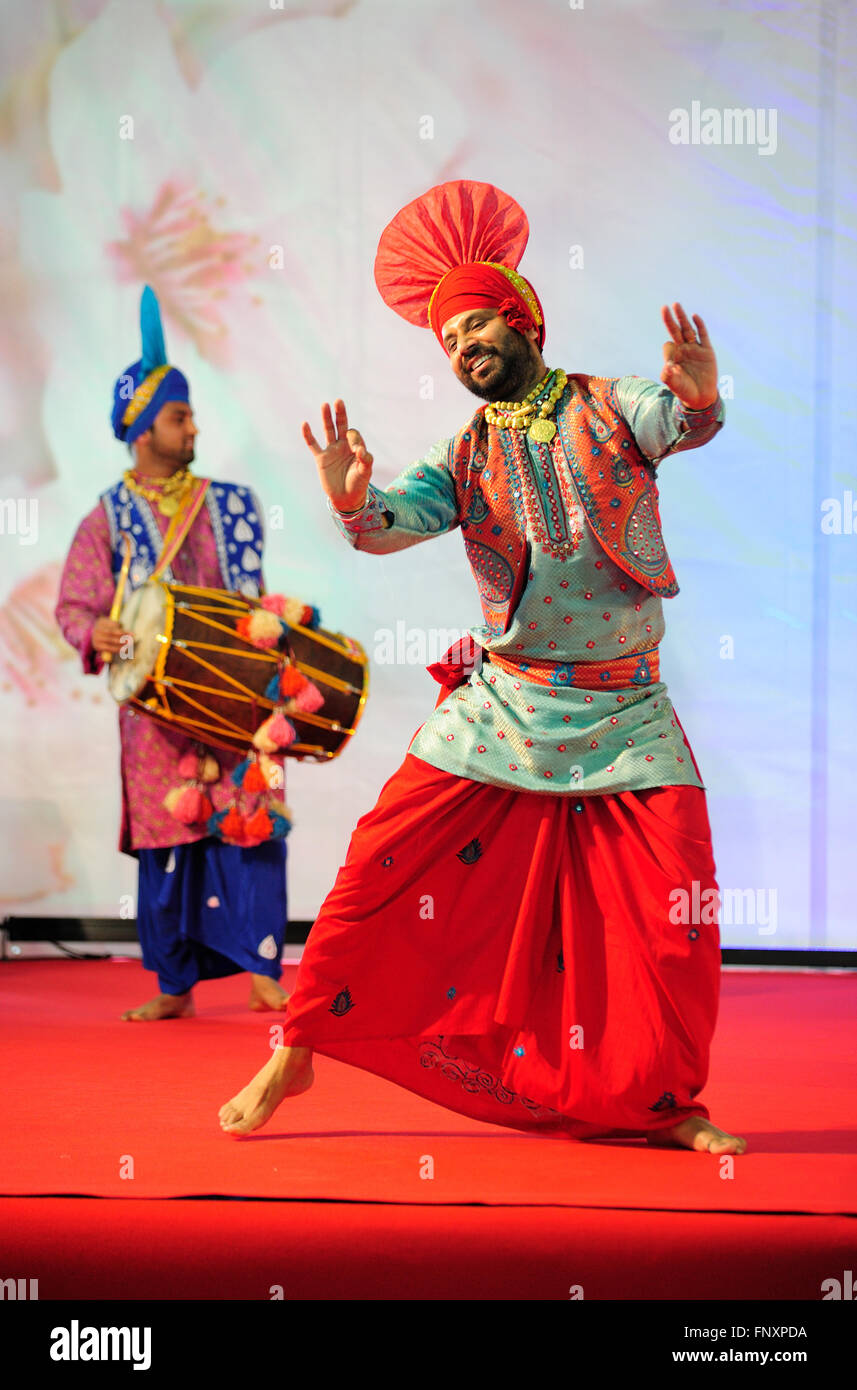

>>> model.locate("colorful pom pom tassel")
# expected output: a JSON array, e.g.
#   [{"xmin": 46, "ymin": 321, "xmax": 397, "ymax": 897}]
[
  {"xmin": 172, "ymin": 787, "xmax": 213, "ymax": 826},
  {"xmin": 269, "ymin": 596, "xmax": 321, "ymax": 632},
  {"xmin": 163, "ymin": 786, "xmax": 185, "ymax": 816},
  {"xmin": 291, "ymin": 678, "xmax": 324, "ymax": 714},
  {"xmin": 264, "ymin": 673, "xmax": 281, "ymax": 702},
  {"xmin": 220, "ymin": 805, "xmax": 247, "ymax": 844},
  {"xmin": 281, "ymin": 597, "xmax": 304, "ymax": 627},
  {"xmin": 199, "ymin": 754, "xmax": 220, "ymax": 783},
  {"xmin": 268, "ymin": 806, "xmax": 293, "ymax": 838},
  {"xmin": 279, "ymin": 664, "xmax": 306, "ymax": 697},
  {"xmin": 252, "ymin": 722, "xmax": 279, "ymax": 755},
  {"xmin": 178, "ymin": 752, "xmax": 200, "ymax": 780},
  {"xmin": 268, "ymin": 711, "xmax": 297, "ymax": 748},
  {"xmin": 178, "ymin": 750, "xmax": 220, "ymax": 783},
  {"xmin": 252, "ymin": 711, "xmax": 297, "ymax": 753},
  {"xmin": 231, "ymin": 756, "xmax": 252, "ymax": 789},
  {"xmin": 246, "ymin": 609, "xmax": 286, "ymax": 649},
  {"xmin": 245, "ymin": 806, "xmax": 274, "ymax": 841},
  {"xmin": 243, "ymin": 759, "xmax": 268, "ymax": 793}
]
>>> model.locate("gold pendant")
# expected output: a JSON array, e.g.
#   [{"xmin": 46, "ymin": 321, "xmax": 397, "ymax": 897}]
[
  {"xmin": 529, "ymin": 418, "xmax": 556, "ymax": 444},
  {"xmin": 158, "ymin": 496, "xmax": 180, "ymax": 517}
]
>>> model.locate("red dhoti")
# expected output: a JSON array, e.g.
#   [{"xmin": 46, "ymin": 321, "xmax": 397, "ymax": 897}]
[{"xmin": 281, "ymin": 748, "xmax": 721, "ymax": 1140}]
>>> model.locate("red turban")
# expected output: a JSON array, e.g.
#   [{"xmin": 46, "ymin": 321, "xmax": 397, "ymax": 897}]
[{"xmin": 374, "ymin": 180, "xmax": 545, "ymax": 352}]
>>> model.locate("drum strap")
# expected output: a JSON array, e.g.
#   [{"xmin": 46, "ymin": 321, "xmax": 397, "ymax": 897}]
[{"xmin": 151, "ymin": 478, "xmax": 211, "ymax": 580}]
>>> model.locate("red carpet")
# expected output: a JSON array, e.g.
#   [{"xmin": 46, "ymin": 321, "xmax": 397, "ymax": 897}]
[
  {"xmin": 2, "ymin": 1199, "xmax": 853, "ymax": 1302},
  {"xmin": 1, "ymin": 960, "xmax": 854, "ymax": 1299}
]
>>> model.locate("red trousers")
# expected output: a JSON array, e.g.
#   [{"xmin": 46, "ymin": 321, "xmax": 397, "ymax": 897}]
[{"xmin": 281, "ymin": 752, "xmax": 721, "ymax": 1139}]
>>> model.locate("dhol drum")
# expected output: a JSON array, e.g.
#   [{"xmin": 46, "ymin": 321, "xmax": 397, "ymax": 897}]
[{"xmin": 108, "ymin": 581, "xmax": 368, "ymax": 760}]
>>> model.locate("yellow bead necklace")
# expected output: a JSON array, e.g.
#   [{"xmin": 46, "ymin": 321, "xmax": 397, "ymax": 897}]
[{"xmin": 485, "ymin": 368, "xmax": 568, "ymax": 443}]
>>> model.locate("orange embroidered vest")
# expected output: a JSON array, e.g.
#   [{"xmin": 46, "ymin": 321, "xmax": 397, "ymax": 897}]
[{"xmin": 447, "ymin": 374, "xmax": 678, "ymax": 636}]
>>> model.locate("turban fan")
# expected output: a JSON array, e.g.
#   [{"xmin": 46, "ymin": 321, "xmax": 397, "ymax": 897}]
[{"xmin": 374, "ymin": 180, "xmax": 544, "ymax": 351}]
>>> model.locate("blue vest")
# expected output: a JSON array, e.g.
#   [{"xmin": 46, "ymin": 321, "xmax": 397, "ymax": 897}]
[{"xmin": 99, "ymin": 478, "xmax": 265, "ymax": 596}]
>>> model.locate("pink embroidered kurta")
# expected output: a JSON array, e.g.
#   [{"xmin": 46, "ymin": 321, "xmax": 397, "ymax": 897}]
[{"xmin": 55, "ymin": 489, "xmax": 280, "ymax": 855}]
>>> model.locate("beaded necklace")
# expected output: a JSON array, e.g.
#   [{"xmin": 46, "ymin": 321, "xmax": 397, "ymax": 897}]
[{"xmin": 484, "ymin": 368, "xmax": 568, "ymax": 443}]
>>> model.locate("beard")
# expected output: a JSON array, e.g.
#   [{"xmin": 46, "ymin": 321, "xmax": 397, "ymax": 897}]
[
  {"xmin": 151, "ymin": 431, "xmax": 194, "ymax": 466},
  {"xmin": 457, "ymin": 331, "xmax": 538, "ymax": 402}
]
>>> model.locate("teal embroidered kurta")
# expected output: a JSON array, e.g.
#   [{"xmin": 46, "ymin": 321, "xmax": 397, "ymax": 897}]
[{"xmin": 330, "ymin": 375, "xmax": 723, "ymax": 796}]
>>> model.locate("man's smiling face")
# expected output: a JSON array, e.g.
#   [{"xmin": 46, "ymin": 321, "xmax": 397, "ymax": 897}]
[{"xmin": 442, "ymin": 307, "xmax": 541, "ymax": 402}]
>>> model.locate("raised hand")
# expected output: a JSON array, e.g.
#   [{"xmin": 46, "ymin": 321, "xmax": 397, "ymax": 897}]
[
  {"xmin": 302, "ymin": 400, "xmax": 373, "ymax": 512},
  {"xmin": 660, "ymin": 303, "xmax": 718, "ymax": 410}
]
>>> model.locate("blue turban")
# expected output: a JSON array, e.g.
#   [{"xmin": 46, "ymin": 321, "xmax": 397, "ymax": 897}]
[{"xmin": 111, "ymin": 287, "xmax": 190, "ymax": 443}]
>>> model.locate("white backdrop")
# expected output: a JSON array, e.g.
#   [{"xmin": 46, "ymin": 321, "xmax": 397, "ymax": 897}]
[{"xmin": 0, "ymin": 0, "xmax": 854, "ymax": 949}]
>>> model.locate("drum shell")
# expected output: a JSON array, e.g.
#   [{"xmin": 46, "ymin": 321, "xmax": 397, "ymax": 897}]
[{"xmin": 129, "ymin": 586, "xmax": 366, "ymax": 760}]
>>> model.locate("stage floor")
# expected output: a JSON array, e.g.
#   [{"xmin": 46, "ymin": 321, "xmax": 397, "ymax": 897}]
[{"xmin": 1, "ymin": 961, "xmax": 854, "ymax": 1299}]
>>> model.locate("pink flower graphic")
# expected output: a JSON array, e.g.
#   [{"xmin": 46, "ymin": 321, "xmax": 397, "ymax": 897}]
[{"xmin": 106, "ymin": 181, "xmax": 266, "ymax": 366}]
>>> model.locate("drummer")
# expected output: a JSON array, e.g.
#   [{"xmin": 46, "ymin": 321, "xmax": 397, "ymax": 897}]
[{"xmin": 55, "ymin": 287, "xmax": 290, "ymax": 1021}]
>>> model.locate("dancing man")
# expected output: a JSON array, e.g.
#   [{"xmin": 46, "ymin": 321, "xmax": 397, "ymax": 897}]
[
  {"xmin": 219, "ymin": 181, "xmax": 745, "ymax": 1153},
  {"xmin": 56, "ymin": 287, "xmax": 290, "ymax": 1021}
]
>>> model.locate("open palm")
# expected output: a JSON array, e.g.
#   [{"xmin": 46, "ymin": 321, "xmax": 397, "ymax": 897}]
[
  {"xmin": 660, "ymin": 303, "xmax": 718, "ymax": 410},
  {"xmin": 302, "ymin": 400, "xmax": 373, "ymax": 512}
]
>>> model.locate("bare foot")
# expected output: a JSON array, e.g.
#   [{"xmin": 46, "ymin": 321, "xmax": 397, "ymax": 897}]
[
  {"xmin": 648, "ymin": 1115, "xmax": 747, "ymax": 1154},
  {"xmin": 121, "ymin": 991, "xmax": 195, "ymax": 1022},
  {"xmin": 248, "ymin": 974, "xmax": 290, "ymax": 1012},
  {"xmin": 219, "ymin": 1046, "xmax": 314, "ymax": 1135}
]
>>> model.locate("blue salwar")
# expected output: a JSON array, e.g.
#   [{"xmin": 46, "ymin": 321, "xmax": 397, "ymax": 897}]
[{"xmin": 137, "ymin": 837, "xmax": 288, "ymax": 995}]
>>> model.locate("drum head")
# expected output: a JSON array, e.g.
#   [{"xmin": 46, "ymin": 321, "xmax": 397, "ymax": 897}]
[{"xmin": 108, "ymin": 582, "xmax": 167, "ymax": 703}]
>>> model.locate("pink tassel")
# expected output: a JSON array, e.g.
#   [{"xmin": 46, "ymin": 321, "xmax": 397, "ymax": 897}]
[
  {"xmin": 291, "ymin": 678, "xmax": 325, "ymax": 714},
  {"xmin": 260, "ymin": 594, "xmax": 287, "ymax": 617},
  {"xmin": 252, "ymin": 710, "xmax": 296, "ymax": 752},
  {"xmin": 267, "ymin": 711, "xmax": 297, "ymax": 749},
  {"xmin": 178, "ymin": 752, "xmax": 199, "ymax": 780}
]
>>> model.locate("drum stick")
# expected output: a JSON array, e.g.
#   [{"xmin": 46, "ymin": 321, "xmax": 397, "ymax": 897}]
[{"xmin": 102, "ymin": 532, "xmax": 133, "ymax": 666}]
